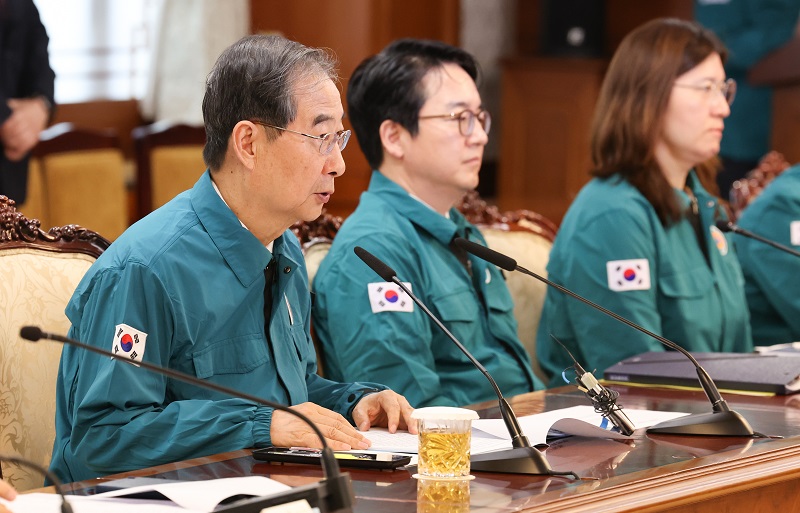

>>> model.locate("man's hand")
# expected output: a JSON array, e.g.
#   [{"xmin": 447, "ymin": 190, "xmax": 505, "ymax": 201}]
[
  {"xmin": 352, "ymin": 390, "xmax": 416, "ymax": 434},
  {"xmin": 271, "ymin": 402, "xmax": 371, "ymax": 451},
  {"xmin": 2, "ymin": 97, "xmax": 50, "ymax": 161},
  {"xmin": 0, "ymin": 479, "xmax": 17, "ymax": 513}
]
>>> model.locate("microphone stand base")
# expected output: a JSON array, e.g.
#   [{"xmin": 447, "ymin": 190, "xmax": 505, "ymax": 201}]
[
  {"xmin": 216, "ymin": 476, "xmax": 354, "ymax": 513},
  {"xmin": 470, "ymin": 446, "xmax": 554, "ymax": 475},
  {"xmin": 646, "ymin": 410, "xmax": 754, "ymax": 437}
]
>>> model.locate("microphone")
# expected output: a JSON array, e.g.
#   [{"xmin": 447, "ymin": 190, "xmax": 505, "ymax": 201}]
[
  {"xmin": 550, "ymin": 335, "xmax": 635, "ymax": 436},
  {"xmin": 353, "ymin": 246, "xmax": 578, "ymax": 478},
  {"xmin": 19, "ymin": 326, "xmax": 354, "ymax": 513},
  {"xmin": 453, "ymin": 237, "xmax": 758, "ymax": 437},
  {"xmin": 0, "ymin": 454, "xmax": 73, "ymax": 513},
  {"xmin": 715, "ymin": 220, "xmax": 800, "ymax": 259}
]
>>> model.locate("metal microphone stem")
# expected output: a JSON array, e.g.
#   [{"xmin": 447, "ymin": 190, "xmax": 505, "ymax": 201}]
[
  {"xmin": 0, "ymin": 455, "xmax": 73, "ymax": 513},
  {"xmin": 20, "ymin": 327, "xmax": 354, "ymax": 513}
]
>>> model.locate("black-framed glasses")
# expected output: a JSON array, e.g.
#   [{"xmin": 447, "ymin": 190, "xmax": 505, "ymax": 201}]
[
  {"xmin": 255, "ymin": 122, "xmax": 351, "ymax": 155},
  {"xmin": 418, "ymin": 109, "xmax": 492, "ymax": 136},
  {"xmin": 673, "ymin": 78, "xmax": 737, "ymax": 106}
]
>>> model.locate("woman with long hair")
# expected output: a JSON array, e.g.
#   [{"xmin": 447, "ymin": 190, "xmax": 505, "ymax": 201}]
[{"xmin": 536, "ymin": 18, "xmax": 752, "ymax": 387}]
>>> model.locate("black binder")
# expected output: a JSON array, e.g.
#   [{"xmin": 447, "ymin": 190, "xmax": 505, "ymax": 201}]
[{"xmin": 603, "ymin": 351, "xmax": 800, "ymax": 395}]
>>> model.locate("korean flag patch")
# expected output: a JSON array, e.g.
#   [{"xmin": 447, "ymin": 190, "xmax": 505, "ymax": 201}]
[
  {"xmin": 112, "ymin": 323, "xmax": 148, "ymax": 364},
  {"xmin": 606, "ymin": 259, "xmax": 651, "ymax": 292},
  {"xmin": 367, "ymin": 282, "xmax": 414, "ymax": 313}
]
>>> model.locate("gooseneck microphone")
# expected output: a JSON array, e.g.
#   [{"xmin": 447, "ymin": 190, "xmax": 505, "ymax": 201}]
[
  {"xmin": 715, "ymin": 220, "xmax": 800, "ymax": 259},
  {"xmin": 19, "ymin": 326, "xmax": 354, "ymax": 513},
  {"xmin": 0, "ymin": 454, "xmax": 73, "ymax": 513},
  {"xmin": 551, "ymin": 335, "xmax": 635, "ymax": 436},
  {"xmin": 453, "ymin": 237, "xmax": 759, "ymax": 437},
  {"xmin": 353, "ymin": 246, "xmax": 578, "ymax": 478}
]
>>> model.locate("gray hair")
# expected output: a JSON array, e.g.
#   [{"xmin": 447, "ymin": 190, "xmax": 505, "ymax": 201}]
[{"xmin": 202, "ymin": 34, "xmax": 338, "ymax": 170}]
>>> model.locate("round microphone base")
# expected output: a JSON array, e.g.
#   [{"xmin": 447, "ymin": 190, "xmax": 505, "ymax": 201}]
[
  {"xmin": 646, "ymin": 410, "xmax": 754, "ymax": 437},
  {"xmin": 470, "ymin": 446, "xmax": 554, "ymax": 475}
]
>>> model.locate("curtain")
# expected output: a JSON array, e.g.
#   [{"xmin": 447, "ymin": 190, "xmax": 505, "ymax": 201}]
[{"xmin": 141, "ymin": 0, "xmax": 249, "ymax": 124}]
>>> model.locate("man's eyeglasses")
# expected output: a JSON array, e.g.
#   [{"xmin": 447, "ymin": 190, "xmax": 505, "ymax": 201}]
[
  {"xmin": 673, "ymin": 78, "xmax": 737, "ymax": 106},
  {"xmin": 418, "ymin": 109, "xmax": 492, "ymax": 136},
  {"xmin": 255, "ymin": 122, "xmax": 351, "ymax": 155}
]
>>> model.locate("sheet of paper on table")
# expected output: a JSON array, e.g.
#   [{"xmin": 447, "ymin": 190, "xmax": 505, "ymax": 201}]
[
  {"xmin": 95, "ymin": 475, "xmax": 293, "ymax": 511},
  {"xmin": 473, "ymin": 405, "xmax": 689, "ymax": 443},
  {"xmin": 1, "ymin": 476, "xmax": 307, "ymax": 513},
  {"xmin": 2, "ymin": 494, "xmax": 206, "ymax": 513},
  {"xmin": 360, "ymin": 405, "xmax": 689, "ymax": 454}
]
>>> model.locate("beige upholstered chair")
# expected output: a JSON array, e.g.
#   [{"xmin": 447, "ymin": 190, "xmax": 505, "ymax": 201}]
[
  {"xmin": 0, "ymin": 196, "xmax": 110, "ymax": 491},
  {"xmin": 457, "ymin": 191, "xmax": 557, "ymax": 383},
  {"xmin": 132, "ymin": 121, "xmax": 206, "ymax": 220},
  {"xmin": 31, "ymin": 123, "xmax": 128, "ymax": 240}
]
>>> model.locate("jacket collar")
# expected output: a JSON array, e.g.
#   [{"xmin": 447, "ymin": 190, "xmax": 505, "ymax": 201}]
[
  {"xmin": 367, "ymin": 171, "xmax": 467, "ymax": 245},
  {"xmin": 676, "ymin": 169, "xmax": 715, "ymax": 209},
  {"xmin": 190, "ymin": 170, "xmax": 273, "ymax": 287}
]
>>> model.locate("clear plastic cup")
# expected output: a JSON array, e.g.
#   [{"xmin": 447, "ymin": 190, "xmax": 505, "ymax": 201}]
[{"xmin": 411, "ymin": 407, "xmax": 479, "ymax": 479}]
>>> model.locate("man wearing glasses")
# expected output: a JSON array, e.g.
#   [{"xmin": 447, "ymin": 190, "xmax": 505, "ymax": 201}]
[
  {"xmin": 313, "ymin": 39, "xmax": 542, "ymax": 408},
  {"xmin": 50, "ymin": 35, "xmax": 414, "ymax": 484}
]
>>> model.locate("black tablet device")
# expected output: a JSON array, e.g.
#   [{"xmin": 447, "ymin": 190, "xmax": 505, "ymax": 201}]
[{"xmin": 252, "ymin": 446, "xmax": 412, "ymax": 470}]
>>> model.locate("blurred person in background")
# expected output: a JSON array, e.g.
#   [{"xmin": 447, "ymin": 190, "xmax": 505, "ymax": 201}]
[
  {"xmin": 536, "ymin": 18, "xmax": 752, "ymax": 387},
  {"xmin": 0, "ymin": 0, "xmax": 55, "ymax": 204},
  {"xmin": 696, "ymin": 0, "xmax": 800, "ymax": 197},
  {"xmin": 734, "ymin": 162, "xmax": 800, "ymax": 345}
]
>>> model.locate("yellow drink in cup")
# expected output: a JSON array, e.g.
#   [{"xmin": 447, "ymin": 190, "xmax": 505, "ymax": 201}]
[{"xmin": 411, "ymin": 407, "xmax": 479, "ymax": 479}]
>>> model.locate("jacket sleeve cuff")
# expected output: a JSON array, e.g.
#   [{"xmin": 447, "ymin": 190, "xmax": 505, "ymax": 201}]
[
  {"xmin": 253, "ymin": 406, "xmax": 274, "ymax": 447},
  {"xmin": 343, "ymin": 383, "xmax": 390, "ymax": 421}
]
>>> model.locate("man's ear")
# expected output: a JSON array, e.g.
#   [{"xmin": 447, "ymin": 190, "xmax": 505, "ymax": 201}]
[
  {"xmin": 379, "ymin": 119, "xmax": 406, "ymax": 160},
  {"xmin": 230, "ymin": 120, "xmax": 259, "ymax": 170}
]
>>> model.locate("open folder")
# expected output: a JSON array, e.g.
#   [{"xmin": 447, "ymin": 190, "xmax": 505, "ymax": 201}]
[{"xmin": 603, "ymin": 351, "xmax": 800, "ymax": 395}]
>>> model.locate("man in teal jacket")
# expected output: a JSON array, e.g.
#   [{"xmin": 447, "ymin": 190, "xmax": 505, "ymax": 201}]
[
  {"xmin": 50, "ymin": 35, "xmax": 414, "ymax": 484},
  {"xmin": 735, "ymin": 164, "xmax": 800, "ymax": 345},
  {"xmin": 313, "ymin": 39, "xmax": 541, "ymax": 408},
  {"xmin": 537, "ymin": 172, "xmax": 752, "ymax": 387}
]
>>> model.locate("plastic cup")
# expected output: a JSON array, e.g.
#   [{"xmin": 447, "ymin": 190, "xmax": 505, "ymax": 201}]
[{"xmin": 411, "ymin": 407, "xmax": 479, "ymax": 478}]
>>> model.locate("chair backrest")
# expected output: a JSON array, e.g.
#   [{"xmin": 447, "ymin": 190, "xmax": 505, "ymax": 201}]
[
  {"xmin": 0, "ymin": 196, "xmax": 109, "ymax": 491},
  {"xmin": 457, "ymin": 191, "xmax": 556, "ymax": 383},
  {"xmin": 730, "ymin": 151, "xmax": 792, "ymax": 220},
  {"xmin": 292, "ymin": 211, "xmax": 344, "ymax": 378},
  {"xmin": 133, "ymin": 121, "xmax": 206, "ymax": 220},
  {"xmin": 16, "ymin": 158, "xmax": 47, "ymax": 225},
  {"xmin": 30, "ymin": 123, "xmax": 129, "ymax": 240}
]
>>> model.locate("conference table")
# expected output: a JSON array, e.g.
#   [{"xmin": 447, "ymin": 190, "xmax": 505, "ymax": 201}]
[{"xmin": 60, "ymin": 384, "xmax": 800, "ymax": 512}]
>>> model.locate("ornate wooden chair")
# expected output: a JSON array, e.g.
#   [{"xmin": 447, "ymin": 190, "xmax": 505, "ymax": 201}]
[
  {"xmin": 29, "ymin": 122, "xmax": 128, "ymax": 239},
  {"xmin": 291, "ymin": 211, "xmax": 344, "ymax": 286},
  {"xmin": 730, "ymin": 151, "xmax": 792, "ymax": 220},
  {"xmin": 0, "ymin": 196, "xmax": 110, "ymax": 490},
  {"xmin": 15, "ymin": 158, "xmax": 46, "ymax": 226},
  {"xmin": 132, "ymin": 121, "xmax": 206, "ymax": 220}
]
